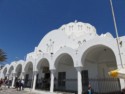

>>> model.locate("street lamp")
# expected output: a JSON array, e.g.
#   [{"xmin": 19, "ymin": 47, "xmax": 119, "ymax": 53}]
[{"xmin": 110, "ymin": 0, "xmax": 124, "ymax": 68}]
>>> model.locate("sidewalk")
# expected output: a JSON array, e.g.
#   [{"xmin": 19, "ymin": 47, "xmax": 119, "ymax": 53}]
[
  {"xmin": 0, "ymin": 86, "xmax": 75, "ymax": 94},
  {"xmin": 25, "ymin": 88, "xmax": 63, "ymax": 94}
]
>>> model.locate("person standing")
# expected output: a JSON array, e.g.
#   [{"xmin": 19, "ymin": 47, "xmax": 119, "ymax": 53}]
[
  {"xmin": 21, "ymin": 79, "xmax": 24, "ymax": 90},
  {"xmin": 0, "ymin": 79, "xmax": 3, "ymax": 90},
  {"xmin": 7, "ymin": 79, "xmax": 11, "ymax": 88},
  {"xmin": 18, "ymin": 79, "xmax": 21, "ymax": 91},
  {"xmin": 121, "ymin": 88, "xmax": 125, "ymax": 94},
  {"xmin": 87, "ymin": 84, "xmax": 94, "ymax": 94},
  {"xmin": 15, "ymin": 80, "xmax": 19, "ymax": 91}
]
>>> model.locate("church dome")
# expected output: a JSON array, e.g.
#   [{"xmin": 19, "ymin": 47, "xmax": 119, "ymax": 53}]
[
  {"xmin": 60, "ymin": 21, "xmax": 97, "ymax": 38},
  {"xmin": 37, "ymin": 21, "xmax": 98, "ymax": 54}
]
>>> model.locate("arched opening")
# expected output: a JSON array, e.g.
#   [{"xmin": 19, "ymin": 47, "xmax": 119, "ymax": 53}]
[
  {"xmin": 9, "ymin": 66, "xmax": 14, "ymax": 79},
  {"xmin": 15, "ymin": 64, "xmax": 22, "ymax": 79},
  {"xmin": 54, "ymin": 53, "xmax": 77, "ymax": 93},
  {"xmin": 82, "ymin": 45, "xmax": 121, "ymax": 93},
  {"xmin": 36, "ymin": 58, "xmax": 50, "ymax": 91},
  {"xmin": 8, "ymin": 66, "xmax": 14, "ymax": 86},
  {"xmin": 3, "ymin": 67, "xmax": 7, "ymax": 79},
  {"xmin": 24, "ymin": 62, "xmax": 33, "ymax": 88}
]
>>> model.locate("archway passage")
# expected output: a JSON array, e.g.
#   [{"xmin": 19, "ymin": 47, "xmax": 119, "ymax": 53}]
[
  {"xmin": 16, "ymin": 64, "xmax": 22, "ymax": 79},
  {"xmin": 8, "ymin": 66, "xmax": 14, "ymax": 86},
  {"xmin": 82, "ymin": 45, "xmax": 121, "ymax": 94},
  {"xmin": 54, "ymin": 53, "xmax": 77, "ymax": 93},
  {"xmin": 9, "ymin": 66, "xmax": 14, "ymax": 79},
  {"xmin": 24, "ymin": 62, "xmax": 33, "ymax": 88},
  {"xmin": 36, "ymin": 58, "xmax": 50, "ymax": 91},
  {"xmin": 3, "ymin": 67, "xmax": 7, "ymax": 79}
]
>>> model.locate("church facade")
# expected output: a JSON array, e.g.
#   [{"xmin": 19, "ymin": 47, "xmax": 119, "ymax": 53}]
[{"xmin": 0, "ymin": 21, "xmax": 125, "ymax": 94}]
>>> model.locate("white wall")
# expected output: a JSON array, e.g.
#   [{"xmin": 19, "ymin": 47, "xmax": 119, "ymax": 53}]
[
  {"xmin": 26, "ymin": 70, "xmax": 33, "ymax": 80},
  {"xmin": 56, "ymin": 64, "xmax": 77, "ymax": 91},
  {"xmin": 84, "ymin": 60, "xmax": 98, "ymax": 78},
  {"xmin": 38, "ymin": 69, "xmax": 45, "ymax": 79}
]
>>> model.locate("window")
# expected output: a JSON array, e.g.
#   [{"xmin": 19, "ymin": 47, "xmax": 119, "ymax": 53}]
[
  {"xmin": 25, "ymin": 74, "xmax": 29, "ymax": 86},
  {"xmin": 42, "ymin": 67, "xmax": 49, "ymax": 73},
  {"xmin": 82, "ymin": 70, "xmax": 89, "ymax": 87},
  {"xmin": 58, "ymin": 72, "xmax": 66, "ymax": 87}
]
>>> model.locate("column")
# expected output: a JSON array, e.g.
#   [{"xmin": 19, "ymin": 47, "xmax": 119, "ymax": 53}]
[
  {"xmin": 11, "ymin": 73, "xmax": 16, "ymax": 88},
  {"xmin": 21, "ymin": 72, "xmax": 25, "ymax": 80},
  {"xmin": 76, "ymin": 67, "xmax": 82, "ymax": 94},
  {"xmin": 32, "ymin": 71, "xmax": 37, "ymax": 90},
  {"xmin": 6, "ymin": 74, "xmax": 9, "ymax": 80},
  {"xmin": 50, "ymin": 70, "xmax": 55, "ymax": 93}
]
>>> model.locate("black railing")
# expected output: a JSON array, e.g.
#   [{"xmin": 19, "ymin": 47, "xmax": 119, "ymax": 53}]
[
  {"xmin": 35, "ymin": 78, "xmax": 50, "ymax": 90},
  {"xmin": 83, "ymin": 78, "xmax": 121, "ymax": 94},
  {"xmin": 24, "ymin": 78, "xmax": 121, "ymax": 94},
  {"xmin": 54, "ymin": 78, "xmax": 121, "ymax": 94},
  {"xmin": 54, "ymin": 79, "xmax": 77, "ymax": 93},
  {"xmin": 24, "ymin": 79, "xmax": 33, "ymax": 88}
]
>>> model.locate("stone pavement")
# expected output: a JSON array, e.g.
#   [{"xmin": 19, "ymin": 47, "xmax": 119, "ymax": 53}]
[
  {"xmin": 0, "ymin": 88, "xmax": 37, "ymax": 94},
  {"xmin": 0, "ymin": 87, "xmax": 74, "ymax": 94},
  {"xmin": 0, "ymin": 88, "xmax": 63, "ymax": 94}
]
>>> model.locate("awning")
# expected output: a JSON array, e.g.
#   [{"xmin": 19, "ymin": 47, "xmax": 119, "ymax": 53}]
[{"xmin": 108, "ymin": 68, "xmax": 125, "ymax": 79}]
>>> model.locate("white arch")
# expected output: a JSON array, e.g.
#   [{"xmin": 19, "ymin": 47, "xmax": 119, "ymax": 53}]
[
  {"xmin": 24, "ymin": 60, "xmax": 34, "ymax": 73},
  {"xmin": 36, "ymin": 53, "xmax": 51, "ymax": 71},
  {"xmin": 8, "ymin": 61, "xmax": 16, "ymax": 74},
  {"xmin": 77, "ymin": 37, "xmax": 121, "ymax": 68},
  {"xmin": 53, "ymin": 47, "xmax": 76, "ymax": 69},
  {"xmin": 82, "ymin": 45, "xmax": 116, "ymax": 65},
  {"xmin": 1, "ymin": 64, "xmax": 9, "ymax": 78},
  {"xmin": 15, "ymin": 60, "xmax": 24, "ymax": 73},
  {"xmin": 2, "ymin": 64, "xmax": 9, "ymax": 73},
  {"xmin": 36, "ymin": 58, "xmax": 49, "ymax": 70}
]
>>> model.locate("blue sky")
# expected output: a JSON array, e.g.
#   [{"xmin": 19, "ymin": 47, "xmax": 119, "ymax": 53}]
[{"xmin": 0, "ymin": 0, "xmax": 125, "ymax": 64}]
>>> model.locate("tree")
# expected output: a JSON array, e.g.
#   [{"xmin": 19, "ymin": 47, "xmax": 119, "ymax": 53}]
[{"xmin": 0, "ymin": 49, "xmax": 7, "ymax": 63}]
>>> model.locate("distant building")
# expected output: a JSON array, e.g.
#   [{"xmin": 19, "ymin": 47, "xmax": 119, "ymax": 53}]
[{"xmin": 0, "ymin": 21, "xmax": 125, "ymax": 94}]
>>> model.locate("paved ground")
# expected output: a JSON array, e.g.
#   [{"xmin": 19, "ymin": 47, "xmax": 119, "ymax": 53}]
[
  {"xmin": 0, "ymin": 87, "xmax": 74, "ymax": 94},
  {"xmin": 0, "ymin": 88, "xmax": 36, "ymax": 94}
]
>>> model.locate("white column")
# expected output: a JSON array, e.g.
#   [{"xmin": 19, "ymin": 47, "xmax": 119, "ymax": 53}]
[
  {"xmin": 32, "ymin": 71, "xmax": 37, "ymax": 90},
  {"xmin": 6, "ymin": 74, "xmax": 9, "ymax": 80},
  {"xmin": 50, "ymin": 70, "xmax": 55, "ymax": 93},
  {"xmin": 11, "ymin": 73, "xmax": 16, "ymax": 88},
  {"xmin": 21, "ymin": 72, "xmax": 25, "ymax": 79},
  {"xmin": 76, "ymin": 67, "xmax": 82, "ymax": 94}
]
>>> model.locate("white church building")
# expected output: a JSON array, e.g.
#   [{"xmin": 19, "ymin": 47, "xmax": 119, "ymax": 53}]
[{"xmin": 0, "ymin": 21, "xmax": 125, "ymax": 94}]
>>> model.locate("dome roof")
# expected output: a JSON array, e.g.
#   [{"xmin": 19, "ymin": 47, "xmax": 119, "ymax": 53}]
[
  {"xmin": 37, "ymin": 21, "xmax": 98, "ymax": 54},
  {"xmin": 60, "ymin": 21, "xmax": 97, "ymax": 38}
]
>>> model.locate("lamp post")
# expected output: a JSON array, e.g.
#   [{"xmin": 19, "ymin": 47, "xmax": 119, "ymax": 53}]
[
  {"xmin": 110, "ymin": 0, "xmax": 124, "ymax": 68},
  {"xmin": 110, "ymin": 0, "xmax": 125, "ymax": 90}
]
